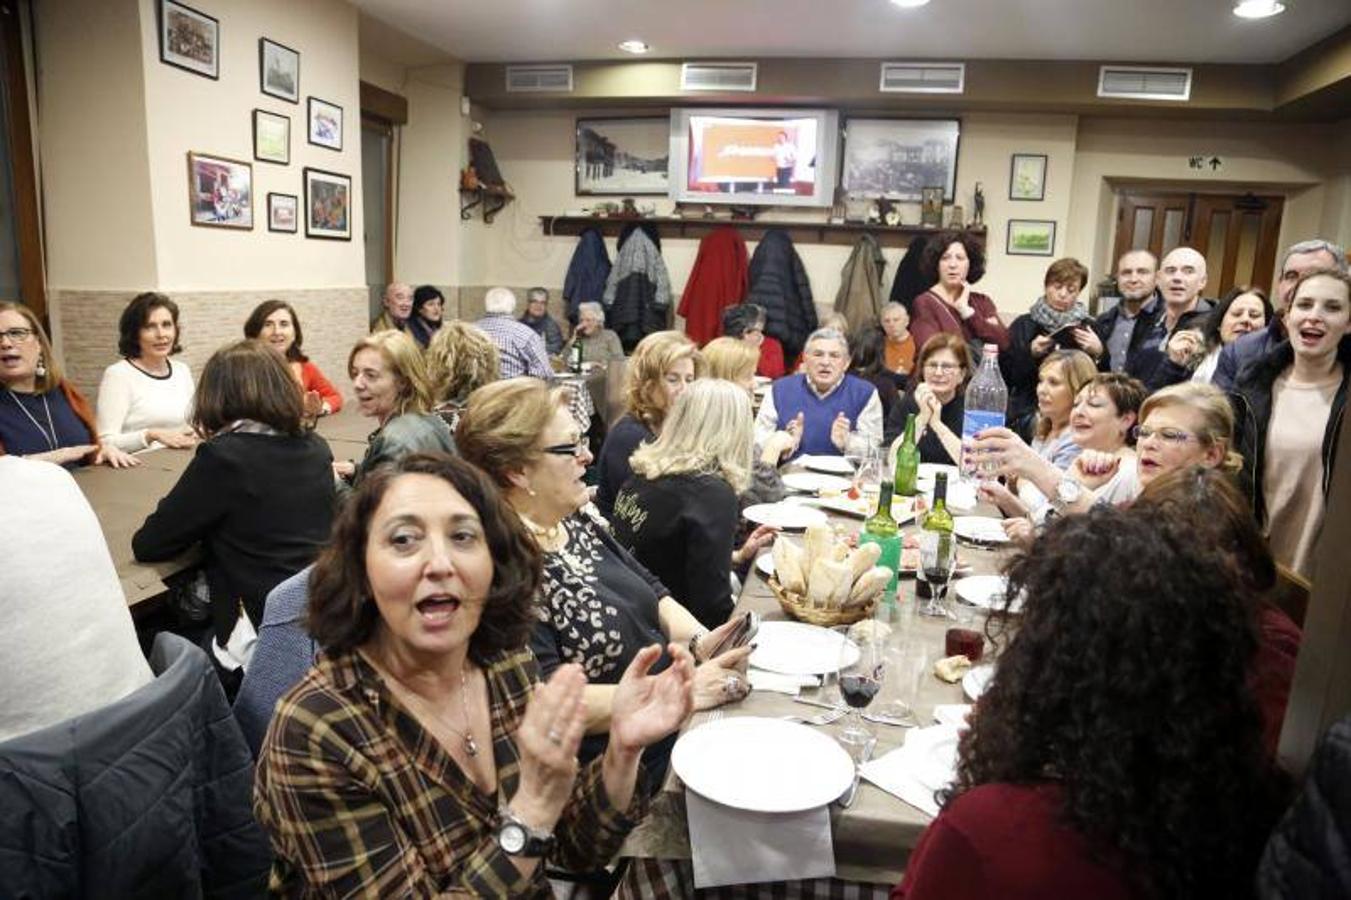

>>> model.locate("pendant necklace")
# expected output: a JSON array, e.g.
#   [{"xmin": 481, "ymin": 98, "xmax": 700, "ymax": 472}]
[
  {"xmin": 4, "ymin": 387, "xmax": 58, "ymax": 451},
  {"xmin": 384, "ymin": 659, "xmax": 480, "ymax": 758}
]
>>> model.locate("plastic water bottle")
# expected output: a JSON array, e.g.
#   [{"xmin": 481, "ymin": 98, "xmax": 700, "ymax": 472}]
[{"xmin": 960, "ymin": 344, "xmax": 1008, "ymax": 479}]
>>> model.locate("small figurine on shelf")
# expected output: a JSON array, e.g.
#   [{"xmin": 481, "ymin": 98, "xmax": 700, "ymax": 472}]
[
  {"xmin": 948, "ymin": 205, "xmax": 965, "ymax": 228},
  {"xmin": 621, "ymin": 197, "xmax": 638, "ymax": 218},
  {"xmin": 973, "ymin": 182, "xmax": 985, "ymax": 226}
]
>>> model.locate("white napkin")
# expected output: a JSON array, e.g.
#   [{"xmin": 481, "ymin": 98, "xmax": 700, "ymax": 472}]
[
  {"xmin": 748, "ymin": 668, "xmax": 818, "ymax": 695},
  {"xmin": 859, "ymin": 724, "xmax": 962, "ymax": 818},
  {"xmin": 686, "ymin": 790, "xmax": 836, "ymax": 888},
  {"xmin": 932, "ymin": 704, "xmax": 972, "ymax": 728}
]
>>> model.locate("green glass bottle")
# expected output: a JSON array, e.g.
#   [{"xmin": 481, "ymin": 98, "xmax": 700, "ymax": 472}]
[
  {"xmin": 916, "ymin": 472, "xmax": 956, "ymax": 609},
  {"xmin": 864, "ymin": 479, "xmax": 899, "ymax": 538},
  {"xmin": 894, "ymin": 413, "xmax": 920, "ymax": 498},
  {"xmin": 860, "ymin": 478, "xmax": 901, "ymax": 595}
]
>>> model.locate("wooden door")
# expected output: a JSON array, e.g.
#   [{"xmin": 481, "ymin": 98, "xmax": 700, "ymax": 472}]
[{"xmin": 1113, "ymin": 190, "xmax": 1285, "ymax": 296}]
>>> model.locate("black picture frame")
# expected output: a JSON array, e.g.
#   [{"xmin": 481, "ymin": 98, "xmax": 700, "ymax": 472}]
[
  {"xmin": 574, "ymin": 116, "xmax": 670, "ymax": 196},
  {"xmin": 259, "ymin": 38, "xmax": 300, "ymax": 104},
  {"xmin": 267, "ymin": 192, "xmax": 298, "ymax": 233},
  {"xmin": 307, "ymin": 97, "xmax": 343, "ymax": 151},
  {"xmin": 187, "ymin": 151, "xmax": 253, "ymax": 230},
  {"xmin": 1006, "ymin": 219, "xmax": 1057, "ymax": 256},
  {"xmin": 1009, "ymin": 153, "xmax": 1048, "ymax": 201},
  {"xmin": 841, "ymin": 117, "xmax": 962, "ymax": 202},
  {"xmin": 252, "ymin": 109, "xmax": 290, "ymax": 165},
  {"xmin": 158, "ymin": 0, "xmax": 219, "ymax": 80},
  {"xmin": 303, "ymin": 167, "xmax": 352, "ymax": 240}
]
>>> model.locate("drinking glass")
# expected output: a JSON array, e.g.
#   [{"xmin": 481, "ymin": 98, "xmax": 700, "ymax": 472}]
[
  {"xmin": 873, "ymin": 632, "xmax": 927, "ymax": 726},
  {"xmin": 916, "ymin": 533, "xmax": 957, "ymax": 618},
  {"xmin": 836, "ymin": 626, "xmax": 886, "ymax": 748}
]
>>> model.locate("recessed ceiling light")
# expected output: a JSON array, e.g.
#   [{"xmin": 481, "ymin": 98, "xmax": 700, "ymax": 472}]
[
  {"xmin": 1232, "ymin": 0, "xmax": 1285, "ymax": 18},
  {"xmin": 890, "ymin": 0, "xmax": 932, "ymax": 7},
  {"xmin": 618, "ymin": 40, "xmax": 650, "ymax": 54}
]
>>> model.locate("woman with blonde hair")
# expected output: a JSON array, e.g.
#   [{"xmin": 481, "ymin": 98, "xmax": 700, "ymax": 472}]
[
  {"xmin": 424, "ymin": 320, "xmax": 500, "ymax": 409},
  {"xmin": 612, "ymin": 380, "xmax": 771, "ymax": 628},
  {"xmin": 595, "ymin": 330, "xmax": 703, "ymax": 518},
  {"xmin": 334, "ymin": 329, "xmax": 454, "ymax": 491},
  {"xmin": 701, "ymin": 336, "xmax": 758, "ymax": 394},
  {"xmin": 457, "ymin": 378, "xmax": 755, "ymax": 784},
  {"xmin": 1029, "ymin": 349, "xmax": 1099, "ymax": 469}
]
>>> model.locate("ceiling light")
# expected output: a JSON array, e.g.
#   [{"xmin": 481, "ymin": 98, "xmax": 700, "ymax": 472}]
[
  {"xmin": 890, "ymin": 0, "xmax": 932, "ymax": 7},
  {"xmin": 618, "ymin": 40, "xmax": 649, "ymax": 54},
  {"xmin": 1232, "ymin": 0, "xmax": 1285, "ymax": 18}
]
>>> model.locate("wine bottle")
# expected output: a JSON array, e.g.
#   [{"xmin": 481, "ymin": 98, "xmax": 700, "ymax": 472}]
[
  {"xmin": 864, "ymin": 478, "xmax": 899, "ymax": 538},
  {"xmin": 894, "ymin": 413, "xmax": 920, "ymax": 497},
  {"xmin": 916, "ymin": 472, "xmax": 956, "ymax": 606}
]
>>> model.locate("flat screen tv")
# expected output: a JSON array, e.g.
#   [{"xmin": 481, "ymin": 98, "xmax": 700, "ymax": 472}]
[{"xmin": 668, "ymin": 108, "xmax": 840, "ymax": 208}]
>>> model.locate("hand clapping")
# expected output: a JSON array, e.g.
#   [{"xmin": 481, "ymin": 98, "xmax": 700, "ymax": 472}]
[{"xmin": 609, "ymin": 644, "xmax": 696, "ymax": 755}]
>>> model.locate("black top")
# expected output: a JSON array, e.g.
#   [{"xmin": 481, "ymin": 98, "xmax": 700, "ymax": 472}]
[
  {"xmin": 529, "ymin": 513, "xmax": 675, "ymax": 778},
  {"xmin": 595, "ymin": 414, "xmax": 653, "ymax": 518},
  {"xmin": 884, "ymin": 390, "xmax": 965, "ymax": 467},
  {"xmin": 132, "ymin": 431, "xmax": 336, "ymax": 644},
  {"xmin": 1000, "ymin": 313, "xmax": 1104, "ymax": 433},
  {"xmin": 611, "ymin": 472, "xmax": 738, "ymax": 630}
]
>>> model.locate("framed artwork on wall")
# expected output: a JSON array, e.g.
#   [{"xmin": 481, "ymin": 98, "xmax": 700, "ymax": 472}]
[
  {"xmin": 253, "ymin": 110, "xmax": 290, "ymax": 165},
  {"xmin": 842, "ymin": 118, "xmax": 961, "ymax": 202},
  {"xmin": 304, "ymin": 167, "xmax": 351, "ymax": 240},
  {"xmin": 259, "ymin": 38, "xmax": 300, "ymax": 103},
  {"xmin": 268, "ymin": 193, "xmax": 298, "ymax": 233},
  {"xmin": 307, "ymin": 97, "xmax": 343, "ymax": 151},
  {"xmin": 920, "ymin": 186, "xmax": 944, "ymax": 227},
  {"xmin": 575, "ymin": 117, "xmax": 670, "ymax": 195},
  {"xmin": 1009, "ymin": 153, "xmax": 1048, "ymax": 201},
  {"xmin": 1007, "ymin": 219, "xmax": 1057, "ymax": 256},
  {"xmin": 159, "ymin": 0, "xmax": 218, "ymax": 80},
  {"xmin": 187, "ymin": 152, "xmax": 253, "ymax": 230}
]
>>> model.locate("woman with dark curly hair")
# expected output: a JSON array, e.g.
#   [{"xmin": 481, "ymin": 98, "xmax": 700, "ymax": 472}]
[
  {"xmin": 908, "ymin": 230, "xmax": 1008, "ymax": 354},
  {"xmin": 253, "ymin": 453, "xmax": 695, "ymax": 898},
  {"xmin": 894, "ymin": 506, "xmax": 1287, "ymax": 900}
]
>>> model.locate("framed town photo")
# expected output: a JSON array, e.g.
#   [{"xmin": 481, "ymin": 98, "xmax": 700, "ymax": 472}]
[
  {"xmin": 259, "ymin": 38, "xmax": 300, "ymax": 103},
  {"xmin": 187, "ymin": 152, "xmax": 253, "ymax": 230},
  {"xmin": 843, "ymin": 118, "xmax": 961, "ymax": 202},
  {"xmin": 575, "ymin": 117, "xmax": 669, "ymax": 195},
  {"xmin": 159, "ymin": 0, "xmax": 218, "ymax": 79},
  {"xmin": 304, "ymin": 167, "xmax": 351, "ymax": 240},
  {"xmin": 268, "ymin": 192, "xmax": 298, "ymax": 233}
]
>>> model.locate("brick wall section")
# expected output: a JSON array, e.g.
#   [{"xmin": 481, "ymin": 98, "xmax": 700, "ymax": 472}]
[{"xmin": 51, "ymin": 287, "xmax": 368, "ymax": 404}]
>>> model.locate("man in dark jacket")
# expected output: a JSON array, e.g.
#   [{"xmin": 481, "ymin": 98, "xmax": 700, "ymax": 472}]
[
  {"xmin": 1214, "ymin": 238, "xmax": 1348, "ymax": 391},
  {"xmin": 1125, "ymin": 246, "xmax": 1215, "ymax": 390},
  {"xmin": 1093, "ymin": 248, "xmax": 1162, "ymax": 374}
]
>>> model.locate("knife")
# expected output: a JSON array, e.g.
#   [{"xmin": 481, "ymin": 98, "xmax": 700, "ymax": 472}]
[
  {"xmin": 794, "ymin": 696, "xmax": 915, "ymax": 727},
  {"xmin": 837, "ymin": 739, "xmax": 875, "ymax": 809}
]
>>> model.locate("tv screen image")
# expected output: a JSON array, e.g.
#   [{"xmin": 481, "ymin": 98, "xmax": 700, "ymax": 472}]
[{"xmin": 687, "ymin": 115, "xmax": 819, "ymax": 197}]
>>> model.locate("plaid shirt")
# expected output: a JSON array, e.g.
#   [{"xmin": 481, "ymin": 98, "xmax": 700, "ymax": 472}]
[
  {"xmin": 474, "ymin": 314, "xmax": 554, "ymax": 380},
  {"xmin": 254, "ymin": 646, "xmax": 644, "ymax": 898}
]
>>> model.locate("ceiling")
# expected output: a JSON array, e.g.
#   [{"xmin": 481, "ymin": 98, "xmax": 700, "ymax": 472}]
[{"xmin": 351, "ymin": 0, "xmax": 1351, "ymax": 65}]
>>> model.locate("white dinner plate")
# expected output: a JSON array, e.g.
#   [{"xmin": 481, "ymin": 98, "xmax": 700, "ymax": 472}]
[
  {"xmin": 962, "ymin": 665, "xmax": 996, "ymax": 701},
  {"xmin": 781, "ymin": 471, "xmax": 853, "ymax": 494},
  {"xmin": 953, "ymin": 516, "xmax": 1010, "ymax": 545},
  {"xmin": 916, "ymin": 463, "xmax": 960, "ymax": 484},
  {"xmin": 742, "ymin": 502, "xmax": 828, "ymax": 531},
  {"xmin": 924, "ymin": 479, "xmax": 978, "ymax": 512},
  {"xmin": 799, "ymin": 454, "xmax": 855, "ymax": 475},
  {"xmin": 751, "ymin": 620, "xmax": 860, "ymax": 675},
  {"xmin": 672, "ymin": 717, "xmax": 855, "ymax": 812},
  {"xmin": 953, "ymin": 575, "xmax": 1009, "ymax": 610},
  {"xmin": 755, "ymin": 552, "xmax": 775, "ymax": 579}
]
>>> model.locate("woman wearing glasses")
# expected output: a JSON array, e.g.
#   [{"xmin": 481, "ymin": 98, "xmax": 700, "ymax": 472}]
[
  {"xmin": 884, "ymin": 333, "xmax": 974, "ymax": 466},
  {"xmin": 457, "ymin": 379, "xmax": 755, "ymax": 785},
  {"xmin": 0, "ymin": 302, "xmax": 137, "ymax": 467}
]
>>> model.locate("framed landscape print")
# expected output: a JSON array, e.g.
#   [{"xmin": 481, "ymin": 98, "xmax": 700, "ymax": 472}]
[
  {"xmin": 259, "ymin": 38, "xmax": 300, "ymax": 103},
  {"xmin": 304, "ymin": 167, "xmax": 351, "ymax": 240},
  {"xmin": 842, "ymin": 118, "xmax": 961, "ymax": 202},
  {"xmin": 253, "ymin": 110, "xmax": 290, "ymax": 165},
  {"xmin": 307, "ymin": 97, "xmax": 343, "ymax": 151},
  {"xmin": 575, "ymin": 117, "xmax": 669, "ymax": 195},
  {"xmin": 187, "ymin": 152, "xmax": 252, "ymax": 230},
  {"xmin": 1009, "ymin": 153, "xmax": 1048, "ymax": 201},
  {"xmin": 159, "ymin": 0, "xmax": 218, "ymax": 79},
  {"xmin": 268, "ymin": 193, "xmax": 298, "ymax": 233},
  {"xmin": 1007, "ymin": 219, "xmax": 1056, "ymax": 256}
]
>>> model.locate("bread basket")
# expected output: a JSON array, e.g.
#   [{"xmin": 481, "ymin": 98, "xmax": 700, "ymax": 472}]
[{"xmin": 767, "ymin": 576, "xmax": 877, "ymax": 626}]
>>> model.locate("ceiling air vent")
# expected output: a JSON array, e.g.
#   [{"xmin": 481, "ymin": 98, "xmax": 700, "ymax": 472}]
[
  {"xmin": 1097, "ymin": 65, "xmax": 1192, "ymax": 101},
  {"xmin": 504, "ymin": 64, "xmax": 574, "ymax": 93},
  {"xmin": 681, "ymin": 62, "xmax": 758, "ymax": 92},
  {"xmin": 879, "ymin": 62, "xmax": 965, "ymax": 94}
]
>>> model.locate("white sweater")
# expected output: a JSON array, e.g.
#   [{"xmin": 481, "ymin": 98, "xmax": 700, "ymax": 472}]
[
  {"xmin": 0, "ymin": 457, "xmax": 153, "ymax": 742},
  {"xmin": 96, "ymin": 358, "xmax": 195, "ymax": 452}
]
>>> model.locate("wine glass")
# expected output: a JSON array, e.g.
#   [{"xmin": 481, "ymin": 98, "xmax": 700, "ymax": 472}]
[
  {"xmin": 836, "ymin": 626, "xmax": 886, "ymax": 750},
  {"xmin": 873, "ymin": 631, "xmax": 927, "ymax": 727},
  {"xmin": 916, "ymin": 531, "xmax": 957, "ymax": 618}
]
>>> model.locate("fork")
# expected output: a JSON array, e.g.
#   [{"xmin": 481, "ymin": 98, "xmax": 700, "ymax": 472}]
[{"xmin": 779, "ymin": 707, "xmax": 846, "ymax": 726}]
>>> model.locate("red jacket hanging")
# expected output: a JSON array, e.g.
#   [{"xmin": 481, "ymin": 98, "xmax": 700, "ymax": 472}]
[{"xmin": 677, "ymin": 227, "xmax": 748, "ymax": 346}]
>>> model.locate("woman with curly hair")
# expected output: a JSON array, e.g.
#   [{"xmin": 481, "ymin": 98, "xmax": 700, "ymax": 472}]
[
  {"xmin": 908, "ymin": 230, "xmax": 1008, "ymax": 354},
  {"xmin": 595, "ymin": 330, "xmax": 702, "ymax": 519},
  {"xmin": 895, "ymin": 505, "xmax": 1288, "ymax": 900},
  {"xmin": 425, "ymin": 320, "xmax": 501, "ymax": 411}
]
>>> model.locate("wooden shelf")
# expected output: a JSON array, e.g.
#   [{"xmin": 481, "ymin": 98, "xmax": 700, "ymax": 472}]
[{"xmin": 537, "ymin": 215, "xmax": 986, "ymax": 249}]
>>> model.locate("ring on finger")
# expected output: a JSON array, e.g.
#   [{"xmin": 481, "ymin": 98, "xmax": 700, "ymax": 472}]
[{"xmin": 546, "ymin": 727, "xmax": 563, "ymax": 745}]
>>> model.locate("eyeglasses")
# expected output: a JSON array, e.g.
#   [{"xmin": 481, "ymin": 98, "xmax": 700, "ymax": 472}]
[
  {"xmin": 1137, "ymin": 425, "xmax": 1198, "ymax": 445},
  {"xmin": 540, "ymin": 440, "xmax": 588, "ymax": 459},
  {"xmin": 0, "ymin": 327, "xmax": 35, "ymax": 343},
  {"xmin": 924, "ymin": 362, "xmax": 961, "ymax": 373}
]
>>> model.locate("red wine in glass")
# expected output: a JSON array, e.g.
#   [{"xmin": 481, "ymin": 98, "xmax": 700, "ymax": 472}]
[{"xmin": 839, "ymin": 674, "xmax": 881, "ymax": 709}]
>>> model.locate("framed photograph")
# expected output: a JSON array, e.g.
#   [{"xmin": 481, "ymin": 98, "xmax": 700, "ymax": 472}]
[
  {"xmin": 1009, "ymin": 153, "xmax": 1048, "ymax": 201},
  {"xmin": 259, "ymin": 38, "xmax": 300, "ymax": 103},
  {"xmin": 575, "ymin": 117, "xmax": 669, "ymax": 195},
  {"xmin": 1007, "ymin": 219, "xmax": 1057, "ymax": 256},
  {"xmin": 253, "ymin": 110, "xmax": 290, "ymax": 165},
  {"xmin": 842, "ymin": 118, "xmax": 960, "ymax": 202},
  {"xmin": 267, "ymin": 192, "xmax": 298, "ymax": 233},
  {"xmin": 920, "ymin": 186, "xmax": 944, "ymax": 228},
  {"xmin": 304, "ymin": 167, "xmax": 351, "ymax": 240},
  {"xmin": 307, "ymin": 97, "xmax": 343, "ymax": 151},
  {"xmin": 159, "ymin": 0, "xmax": 218, "ymax": 79},
  {"xmin": 187, "ymin": 152, "xmax": 252, "ymax": 230}
]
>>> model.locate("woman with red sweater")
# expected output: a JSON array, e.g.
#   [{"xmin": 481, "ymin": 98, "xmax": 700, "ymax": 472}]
[
  {"xmin": 244, "ymin": 300, "xmax": 343, "ymax": 415},
  {"xmin": 909, "ymin": 230, "xmax": 1008, "ymax": 354},
  {"xmin": 896, "ymin": 504, "xmax": 1286, "ymax": 900}
]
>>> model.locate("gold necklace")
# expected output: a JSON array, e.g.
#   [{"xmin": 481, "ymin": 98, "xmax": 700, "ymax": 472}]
[
  {"xmin": 379, "ymin": 659, "xmax": 481, "ymax": 758},
  {"xmin": 520, "ymin": 513, "xmax": 567, "ymax": 551}
]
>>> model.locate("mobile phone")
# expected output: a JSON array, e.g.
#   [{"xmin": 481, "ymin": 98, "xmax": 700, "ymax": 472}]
[{"xmin": 705, "ymin": 611, "xmax": 760, "ymax": 659}]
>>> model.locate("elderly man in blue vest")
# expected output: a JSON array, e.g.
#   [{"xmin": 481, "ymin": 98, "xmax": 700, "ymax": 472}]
[{"xmin": 754, "ymin": 327, "xmax": 882, "ymax": 460}]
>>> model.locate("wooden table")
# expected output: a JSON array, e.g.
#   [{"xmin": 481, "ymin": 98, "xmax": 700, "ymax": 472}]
[{"xmin": 620, "ymin": 499, "xmax": 1011, "ymax": 886}]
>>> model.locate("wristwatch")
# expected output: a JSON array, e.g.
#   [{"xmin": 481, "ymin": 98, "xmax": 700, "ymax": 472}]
[
  {"xmin": 496, "ymin": 807, "xmax": 555, "ymax": 857},
  {"xmin": 1052, "ymin": 477, "xmax": 1084, "ymax": 510}
]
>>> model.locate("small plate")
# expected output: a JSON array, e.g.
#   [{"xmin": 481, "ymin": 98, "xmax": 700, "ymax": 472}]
[
  {"xmin": 751, "ymin": 620, "xmax": 859, "ymax": 675},
  {"xmin": 799, "ymin": 454, "xmax": 855, "ymax": 475},
  {"xmin": 953, "ymin": 574, "xmax": 1009, "ymax": 610},
  {"xmin": 755, "ymin": 552, "xmax": 775, "ymax": 579},
  {"xmin": 743, "ymin": 502, "xmax": 829, "ymax": 532},
  {"xmin": 953, "ymin": 516, "xmax": 1010, "ymax": 545},
  {"xmin": 782, "ymin": 471, "xmax": 852, "ymax": 494},
  {"xmin": 962, "ymin": 665, "xmax": 996, "ymax": 701}
]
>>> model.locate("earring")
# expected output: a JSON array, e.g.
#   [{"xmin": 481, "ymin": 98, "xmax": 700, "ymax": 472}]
[
  {"xmin": 526, "ymin": 485, "xmax": 537, "ymax": 497},
  {"xmin": 34, "ymin": 354, "xmax": 46, "ymax": 378}
]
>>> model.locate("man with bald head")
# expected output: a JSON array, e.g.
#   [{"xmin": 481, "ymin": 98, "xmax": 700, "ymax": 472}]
[
  {"xmin": 370, "ymin": 282, "xmax": 412, "ymax": 333},
  {"xmin": 1126, "ymin": 246, "xmax": 1214, "ymax": 389}
]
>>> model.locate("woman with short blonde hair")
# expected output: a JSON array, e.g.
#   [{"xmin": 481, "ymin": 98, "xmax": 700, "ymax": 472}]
[
  {"xmin": 425, "ymin": 320, "xmax": 500, "ymax": 407},
  {"xmin": 700, "ymin": 336, "xmax": 758, "ymax": 393},
  {"xmin": 1140, "ymin": 380, "xmax": 1244, "ymax": 481}
]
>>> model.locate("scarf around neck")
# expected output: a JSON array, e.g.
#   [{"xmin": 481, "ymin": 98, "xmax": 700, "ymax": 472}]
[{"xmin": 1029, "ymin": 296, "xmax": 1092, "ymax": 334}]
